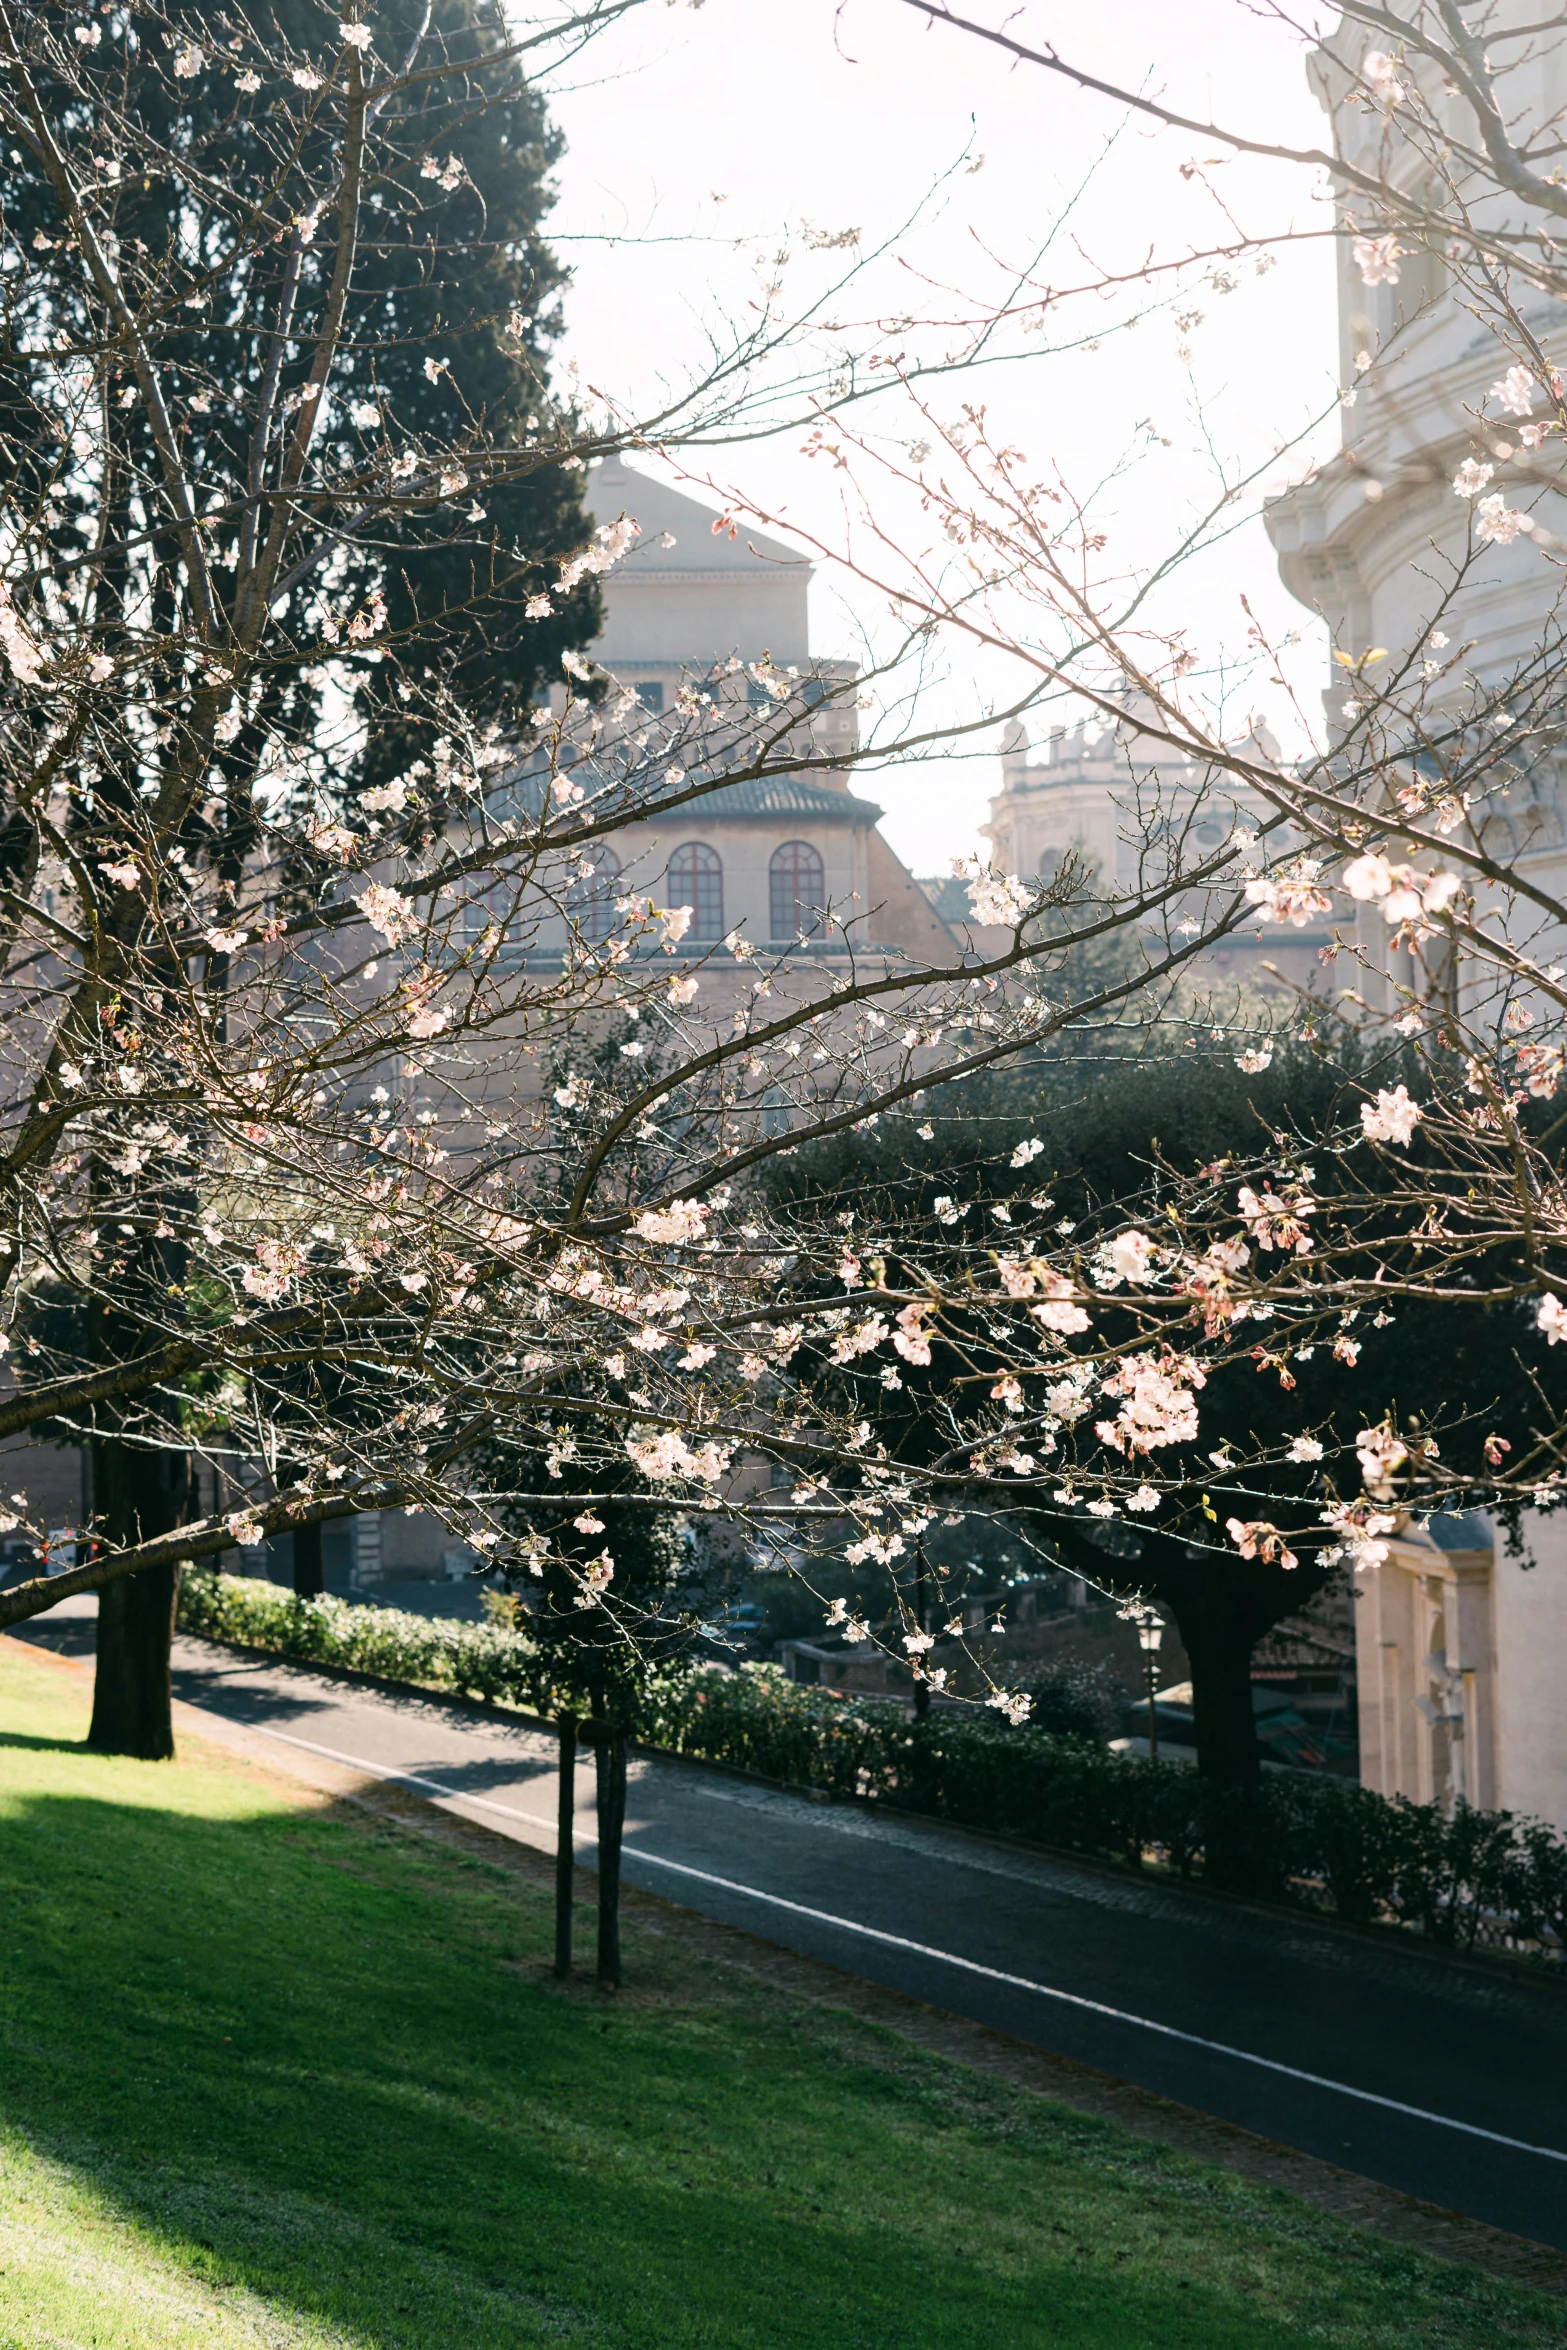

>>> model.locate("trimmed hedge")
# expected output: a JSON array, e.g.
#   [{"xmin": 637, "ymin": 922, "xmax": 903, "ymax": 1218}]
[
  {"xmin": 178, "ymin": 1570, "xmax": 547, "ymax": 1711},
  {"xmin": 178, "ymin": 1572, "xmax": 1567, "ymax": 1957}
]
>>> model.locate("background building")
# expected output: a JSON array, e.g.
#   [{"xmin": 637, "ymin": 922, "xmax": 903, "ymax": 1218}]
[
  {"xmin": 1265, "ymin": 14, "xmax": 1567, "ymax": 1832},
  {"xmin": 579, "ymin": 455, "xmax": 958, "ymax": 965},
  {"xmin": 970, "ymin": 713, "xmax": 1334, "ymax": 993}
]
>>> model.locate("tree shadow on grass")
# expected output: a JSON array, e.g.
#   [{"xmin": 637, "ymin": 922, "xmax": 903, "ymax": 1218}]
[
  {"xmin": 0, "ymin": 1729, "xmax": 97, "ymax": 1757},
  {"xmin": 0, "ymin": 1782, "xmax": 1548, "ymax": 2350}
]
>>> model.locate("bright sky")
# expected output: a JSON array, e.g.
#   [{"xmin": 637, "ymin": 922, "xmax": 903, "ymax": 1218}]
[{"xmin": 540, "ymin": 0, "xmax": 1341, "ymax": 870}]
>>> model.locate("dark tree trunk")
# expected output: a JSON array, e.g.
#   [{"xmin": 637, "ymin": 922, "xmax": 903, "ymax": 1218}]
[
  {"xmin": 593, "ymin": 1704, "xmax": 627, "ymax": 1989},
  {"xmin": 912, "ymin": 1547, "xmax": 930, "ymax": 1721},
  {"xmin": 1036, "ymin": 1520, "xmax": 1328, "ymax": 1792},
  {"xmin": 87, "ymin": 1436, "xmax": 193, "ymax": 1759},
  {"xmin": 555, "ymin": 1712, "xmax": 577, "ymax": 1979},
  {"xmin": 1168, "ymin": 1594, "xmax": 1262, "ymax": 1787},
  {"xmin": 293, "ymin": 1520, "xmax": 324, "ymax": 1598}
]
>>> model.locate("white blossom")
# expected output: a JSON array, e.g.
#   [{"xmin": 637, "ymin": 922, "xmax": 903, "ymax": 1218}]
[
  {"xmin": 1351, "ymin": 234, "xmax": 1400, "ymax": 286},
  {"xmin": 634, "ymin": 1198, "xmax": 709, "ymax": 1246},
  {"xmin": 1452, "ymin": 459, "xmax": 1494, "ymax": 498},
  {"xmin": 354, "ymin": 882, "xmax": 414, "ymax": 942},
  {"xmin": 1360, "ymin": 1085, "xmax": 1421, "ymax": 1146},
  {"xmin": 1475, "ymin": 493, "xmax": 1535, "ymax": 546},
  {"xmin": 951, "ymin": 854, "xmax": 1033, "ymax": 927},
  {"xmin": 1538, "ymin": 1293, "xmax": 1567, "ymax": 1345},
  {"xmin": 1490, "ymin": 365, "xmax": 1538, "ymax": 417}
]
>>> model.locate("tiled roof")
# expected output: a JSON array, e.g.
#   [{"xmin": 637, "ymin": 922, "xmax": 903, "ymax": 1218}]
[
  {"xmin": 692, "ymin": 774, "xmax": 883, "ymax": 821},
  {"xmin": 488, "ymin": 763, "xmax": 882, "ymax": 828}
]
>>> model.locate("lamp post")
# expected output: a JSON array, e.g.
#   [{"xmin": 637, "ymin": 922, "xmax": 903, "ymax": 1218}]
[{"xmin": 1137, "ymin": 1614, "xmax": 1164, "ymax": 1762}]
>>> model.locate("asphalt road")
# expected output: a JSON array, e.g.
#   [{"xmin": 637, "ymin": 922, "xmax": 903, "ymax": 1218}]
[{"xmin": 15, "ymin": 1604, "xmax": 1567, "ymax": 2248}]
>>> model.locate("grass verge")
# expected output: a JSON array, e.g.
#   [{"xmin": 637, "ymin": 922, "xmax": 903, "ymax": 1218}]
[{"xmin": 0, "ymin": 1636, "xmax": 1562, "ymax": 2350}]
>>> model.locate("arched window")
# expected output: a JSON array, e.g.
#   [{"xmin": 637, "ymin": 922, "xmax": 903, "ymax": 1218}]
[
  {"xmin": 769, "ymin": 840, "xmax": 825, "ymax": 940},
  {"xmin": 566, "ymin": 843, "xmax": 622, "ymax": 942},
  {"xmin": 668, "ymin": 842, "xmax": 723, "ymax": 939}
]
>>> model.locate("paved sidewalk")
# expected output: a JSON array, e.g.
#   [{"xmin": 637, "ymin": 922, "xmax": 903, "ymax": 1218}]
[{"xmin": 15, "ymin": 1600, "xmax": 1567, "ymax": 2250}]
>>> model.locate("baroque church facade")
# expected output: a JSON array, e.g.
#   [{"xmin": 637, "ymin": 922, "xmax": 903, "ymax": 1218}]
[{"xmin": 1261, "ymin": 12, "xmax": 1567, "ymax": 1832}]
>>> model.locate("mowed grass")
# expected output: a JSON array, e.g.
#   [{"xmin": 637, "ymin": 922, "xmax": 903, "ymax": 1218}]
[{"xmin": 0, "ymin": 1641, "xmax": 1562, "ymax": 2350}]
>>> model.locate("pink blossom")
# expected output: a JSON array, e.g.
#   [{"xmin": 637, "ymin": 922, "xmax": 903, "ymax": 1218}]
[
  {"xmin": 574, "ymin": 1552, "xmax": 614, "ymax": 1607},
  {"xmin": 893, "ymin": 1303, "xmax": 933, "ymax": 1365},
  {"xmin": 1342, "ymin": 852, "xmax": 1393, "ymax": 900},
  {"xmin": 1095, "ymin": 1352, "xmax": 1203, "ymax": 1454},
  {"xmin": 1225, "ymin": 1517, "xmax": 1298, "ymax": 1569},
  {"xmin": 625, "ymin": 1430, "xmax": 731, "ymax": 1483},
  {"xmin": 1029, "ymin": 1270, "xmax": 1092, "ymax": 1336},
  {"xmin": 1237, "ymin": 1184, "xmax": 1315, "ymax": 1254},
  {"xmin": 1320, "ymin": 1500, "xmax": 1397, "ymax": 1570},
  {"xmin": 634, "ymin": 1198, "xmax": 709, "ymax": 1246},
  {"xmin": 1243, "ymin": 871, "xmax": 1332, "ymax": 925},
  {"xmin": 355, "ymin": 882, "xmax": 413, "ymax": 943}
]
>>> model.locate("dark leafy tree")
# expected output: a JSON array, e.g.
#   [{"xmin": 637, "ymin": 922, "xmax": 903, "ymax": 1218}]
[{"xmin": 769, "ymin": 1037, "xmax": 1566, "ymax": 1793}]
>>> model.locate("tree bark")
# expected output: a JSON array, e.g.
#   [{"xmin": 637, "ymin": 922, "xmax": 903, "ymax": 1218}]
[
  {"xmin": 593, "ymin": 1704, "xmax": 627, "ymax": 1989},
  {"xmin": 1168, "ymin": 1594, "xmax": 1262, "ymax": 1786},
  {"xmin": 87, "ymin": 1435, "xmax": 193, "ymax": 1759},
  {"xmin": 293, "ymin": 1519, "xmax": 325, "ymax": 1598},
  {"xmin": 555, "ymin": 1712, "xmax": 577, "ymax": 1979},
  {"xmin": 1034, "ymin": 1518, "xmax": 1327, "ymax": 1791}
]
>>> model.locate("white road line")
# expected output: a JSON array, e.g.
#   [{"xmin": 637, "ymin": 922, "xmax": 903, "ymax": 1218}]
[{"xmin": 230, "ymin": 1714, "xmax": 1567, "ymax": 2169}]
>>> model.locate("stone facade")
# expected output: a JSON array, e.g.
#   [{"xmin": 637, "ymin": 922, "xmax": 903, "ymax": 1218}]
[
  {"xmin": 1354, "ymin": 1513, "xmax": 1567, "ymax": 1834},
  {"xmin": 978, "ymin": 716, "xmax": 1335, "ymax": 994},
  {"xmin": 579, "ymin": 454, "xmax": 958, "ymax": 965},
  {"xmin": 1270, "ymin": 13, "xmax": 1567, "ymax": 1826}
]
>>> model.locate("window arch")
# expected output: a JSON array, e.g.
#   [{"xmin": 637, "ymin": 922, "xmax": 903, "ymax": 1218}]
[
  {"xmin": 668, "ymin": 842, "xmax": 724, "ymax": 939},
  {"xmin": 566, "ymin": 843, "xmax": 622, "ymax": 942},
  {"xmin": 769, "ymin": 840, "xmax": 826, "ymax": 940}
]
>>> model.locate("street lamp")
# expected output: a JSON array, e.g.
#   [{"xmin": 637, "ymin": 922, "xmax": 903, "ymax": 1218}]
[{"xmin": 1137, "ymin": 1614, "xmax": 1165, "ymax": 1762}]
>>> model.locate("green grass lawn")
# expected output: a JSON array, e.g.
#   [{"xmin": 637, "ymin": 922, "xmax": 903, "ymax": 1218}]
[{"xmin": 0, "ymin": 1640, "xmax": 1562, "ymax": 2350}]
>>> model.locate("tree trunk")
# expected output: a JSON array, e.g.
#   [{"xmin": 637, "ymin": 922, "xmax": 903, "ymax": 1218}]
[
  {"xmin": 87, "ymin": 1435, "xmax": 193, "ymax": 1759},
  {"xmin": 593, "ymin": 1705, "xmax": 627, "ymax": 1989},
  {"xmin": 555, "ymin": 1712, "xmax": 577, "ymax": 1979},
  {"xmin": 912, "ymin": 1548, "xmax": 930, "ymax": 1721},
  {"xmin": 1168, "ymin": 1595, "xmax": 1260, "ymax": 1787},
  {"xmin": 293, "ymin": 1520, "xmax": 324, "ymax": 1598}
]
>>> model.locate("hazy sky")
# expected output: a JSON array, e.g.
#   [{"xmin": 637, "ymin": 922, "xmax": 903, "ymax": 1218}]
[{"xmin": 540, "ymin": 0, "xmax": 1342, "ymax": 870}]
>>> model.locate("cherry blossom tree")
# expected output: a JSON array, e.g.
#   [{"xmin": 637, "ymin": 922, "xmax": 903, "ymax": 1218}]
[
  {"xmin": 0, "ymin": 0, "xmax": 1298, "ymax": 1763},
  {"xmin": 17, "ymin": 0, "xmax": 1567, "ymax": 1785}
]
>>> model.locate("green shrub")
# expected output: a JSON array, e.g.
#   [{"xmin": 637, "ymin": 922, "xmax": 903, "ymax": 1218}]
[
  {"xmin": 179, "ymin": 1576, "xmax": 1566, "ymax": 1959},
  {"xmin": 177, "ymin": 1569, "xmax": 548, "ymax": 1710}
]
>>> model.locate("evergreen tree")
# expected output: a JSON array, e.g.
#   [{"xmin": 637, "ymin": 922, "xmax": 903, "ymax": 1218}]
[{"xmin": 4, "ymin": 0, "xmax": 600, "ymax": 1752}]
